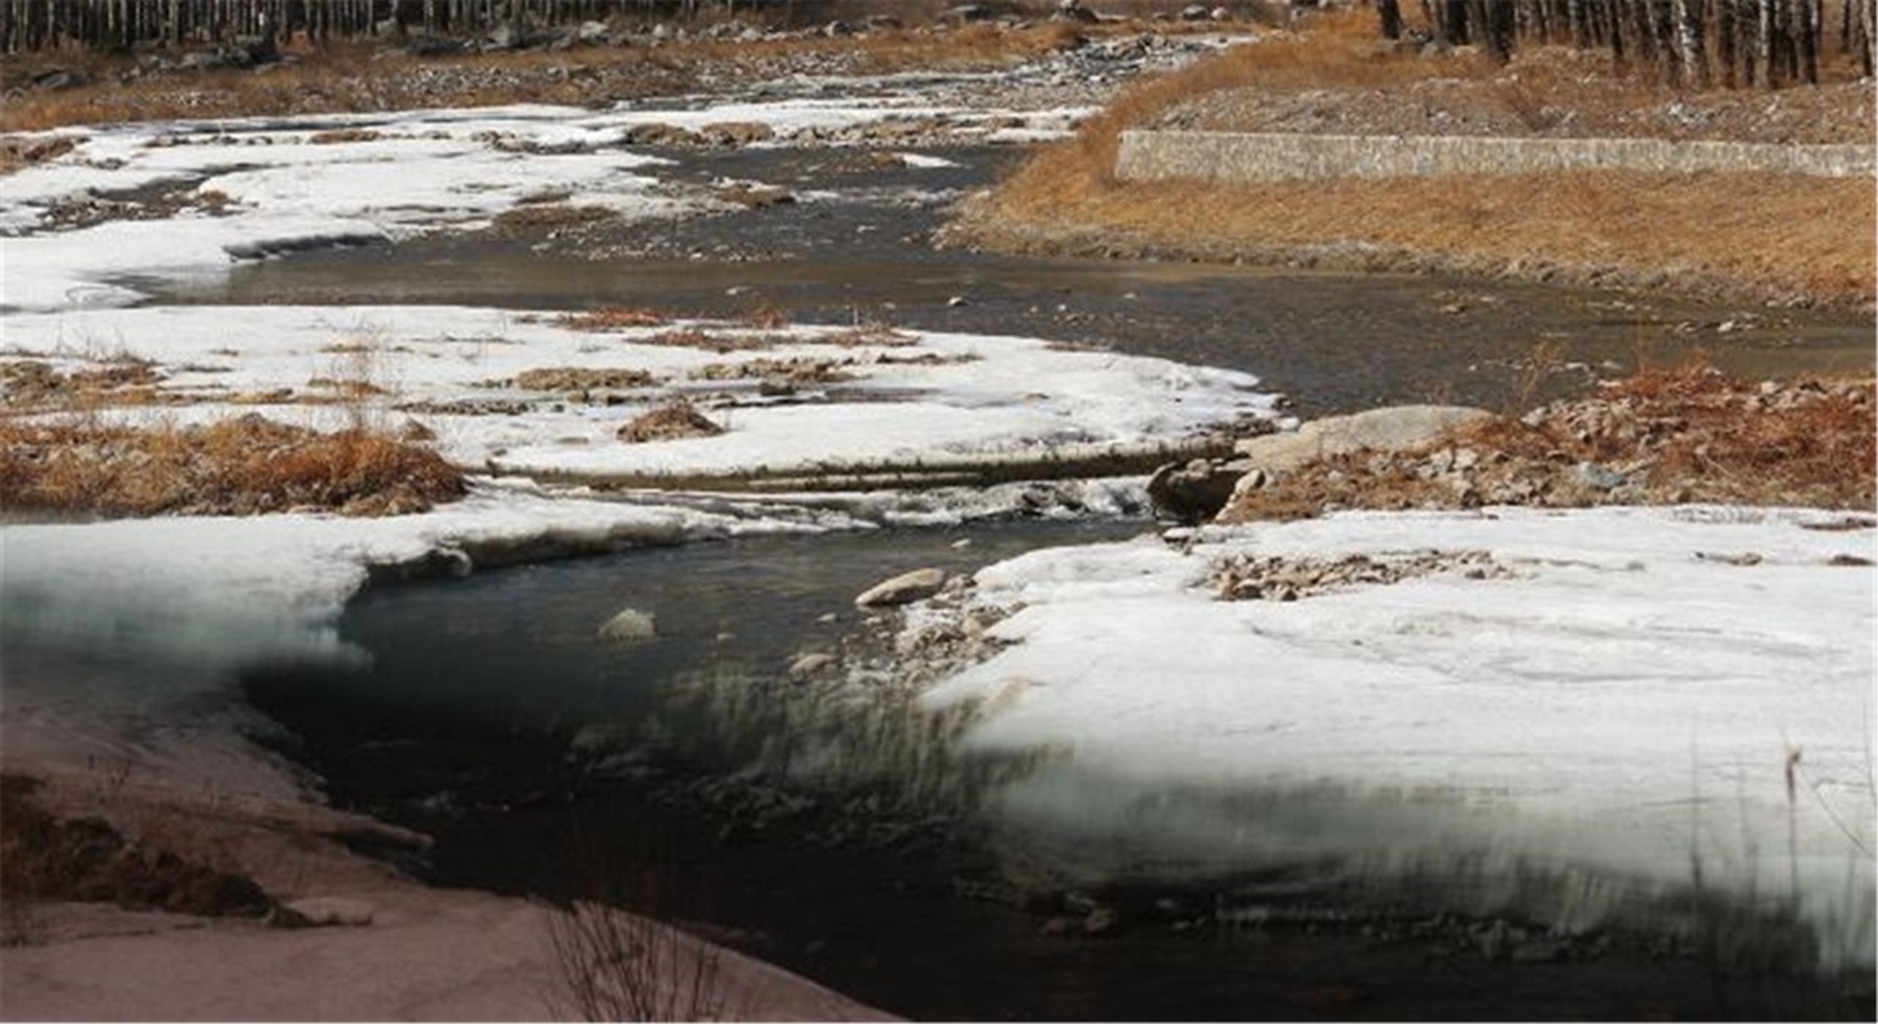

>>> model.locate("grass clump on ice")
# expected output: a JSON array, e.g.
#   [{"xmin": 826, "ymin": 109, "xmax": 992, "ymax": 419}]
[{"xmin": 0, "ymin": 413, "xmax": 466, "ymax": 518}]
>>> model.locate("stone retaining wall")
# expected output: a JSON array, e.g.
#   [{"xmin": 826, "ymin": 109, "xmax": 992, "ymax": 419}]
[{"xmin": 1114, "ymin": 129, "xmax": 1878, "ymax": 182}]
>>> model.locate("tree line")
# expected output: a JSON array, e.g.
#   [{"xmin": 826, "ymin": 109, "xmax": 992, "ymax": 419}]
[
  {"xmin": 1374, "ymin": 0, "xmax": 1875, "ymax": 85},
  {"xmin": 0, "ymin": 0, "xmax": 811, "ymax": 54}
]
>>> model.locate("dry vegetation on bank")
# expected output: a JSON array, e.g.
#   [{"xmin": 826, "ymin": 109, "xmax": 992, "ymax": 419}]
[
  {"xmin": 954, "ymin": 9, "xmax": 1878, "ymax": 307},
  {"xmin": 1219, "ymin": 358, "xmax": 1877, "ymax": 523},
  {"xmin": 0, "ymin": 414, "xmax": 465, "ymax": 518}
]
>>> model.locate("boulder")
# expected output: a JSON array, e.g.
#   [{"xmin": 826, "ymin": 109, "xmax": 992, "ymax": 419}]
[
  {"xmin": 855, "ymin": 568, "xmax": 948, "ymax": 608},
  {"xmin": 1179, "ymin": 4, "xmax": 1211, "ymax": 20},
  {"xmin": 1148, "ymin": 457, "xmax": 1251, "ymax": 524},
  {"xmin": 1055, "ymin": 0, "xmax": 1100, "ymax": 22},
  {"xmin": 597, "ymin": 608, "xmax": 657, "ymax": 641},
  {"xmin": 1233, "ymin": 405, "xmax": 1495, "ymax": 476}
]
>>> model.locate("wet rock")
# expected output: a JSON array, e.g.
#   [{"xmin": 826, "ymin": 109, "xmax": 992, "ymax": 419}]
[
  {"xmin": 597, "ymin": 608, "xmax": 657, "ymax": 642},
  {"xmin": 1148, "ymin": 457, "xmax": 1249, "ymax": 524},
  {"xmin": 1083, "ymin": 907, "xmax": 1121, "ymax": 936},
  {"xmin": 855, "ymin": 567, "xmax": 948, "ymax": 608},
  {"xmin": 789, "ymin": 652, "xmax": 837, "ymax": 678}
]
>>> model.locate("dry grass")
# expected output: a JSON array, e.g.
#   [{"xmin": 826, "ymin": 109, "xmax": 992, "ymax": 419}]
[
  {"xmin": 1220, "ymin": 357, "xmax": 1876, "ymax": 522},
  {"xmin": 617, "ymin": 401, "xmax": 723, "ymax": 443},
  {"xmin": 512, "ymin": 367, "xmax": 658, "ymax": 392},
  {"xmin": 559, "ymin": 306, "xmax": 669, "ymax": 331},
  {"xmin": 0, "ymin": 413, "xmax": 466, "ymax": 518},
  {"xmin": 984, "ymin": 161, "xmax": 1877, "ymax": 304},
  {"xmin": 0, "ymin": 134, "xmax": 78, "ymax": 174},
  {"xmin": 1469, "ymin": 356, "xmax": 1878, "ymax": 508}
]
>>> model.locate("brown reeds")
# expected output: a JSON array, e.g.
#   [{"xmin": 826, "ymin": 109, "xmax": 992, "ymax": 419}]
[{"xmin": 0, "ymin": 414, "xmax": 466, "ymax": 518}]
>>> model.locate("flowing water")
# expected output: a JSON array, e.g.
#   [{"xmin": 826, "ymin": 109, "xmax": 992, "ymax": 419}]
[{"xmin": 143, "ymin": 145, "xmax": 1875, "ymax": 419}]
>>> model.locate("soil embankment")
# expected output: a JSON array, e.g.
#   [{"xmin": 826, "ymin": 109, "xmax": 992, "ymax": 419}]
[{"xmin": 941, "ymin": 12, "xmax": 1878, "ymax": 309}]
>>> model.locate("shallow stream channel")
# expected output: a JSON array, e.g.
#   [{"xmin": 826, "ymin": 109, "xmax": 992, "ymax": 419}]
[{"xmin": 121, "ymin": 135, "xmax": 1873, "ymax": 1017}]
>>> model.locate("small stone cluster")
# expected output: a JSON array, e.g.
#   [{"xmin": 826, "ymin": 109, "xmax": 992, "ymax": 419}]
[{"xmin": 1210, "ymin": 549, "xmax": 1513, "ymax": 602}]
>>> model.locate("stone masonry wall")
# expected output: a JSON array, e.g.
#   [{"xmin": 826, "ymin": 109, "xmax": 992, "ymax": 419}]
[{"xmin": 1114, "ymin": 130, "xmax": 1878, "ymax": 182}]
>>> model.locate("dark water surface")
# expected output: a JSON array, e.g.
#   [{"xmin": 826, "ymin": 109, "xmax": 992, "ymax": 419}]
[
  {"xmin": 242, "ymin": 523, "xmax": 1868, "ymax": 1021},
  {"xmin": 144, "ymin": 145, "xmax": 1874, "ymax": 420}
]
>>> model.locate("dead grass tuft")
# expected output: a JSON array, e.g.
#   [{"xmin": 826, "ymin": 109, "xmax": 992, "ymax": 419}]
[
  {"xmin": 492, "ymin": 204, "xmax": 615, "ymax": 233},
  {"xmin": 638, "ymin": 329, "xmax": 776, "ymax": 354},
  {"xmin": 559, "ymin": 307, "xmax": 669, "ymax": 331},
  {"xmin": 0, "ymin": 413, "xmax": 467, "ymax": 518},
  {"xmin": 0, "ymin": 133, "xmax": 77, "ymax": 175},
  {"xmin": 512, "ymin": 367, "xmax": 658, "ymax": 393},
  {"xmin": 617, "ymin": 401, "xmax": 724, "ymax": 444},
  {"xmin": 307, "ymin": 127, "xmax": 381, "ymax": 145}
]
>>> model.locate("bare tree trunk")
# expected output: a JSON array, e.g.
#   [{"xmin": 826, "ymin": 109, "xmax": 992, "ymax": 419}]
[
  {"xmin": 1675, "ymin": 0, "xmax": 1710, "ymax": 85},
  {"xmin": 1796, "ymin": 0, "xmax": 1818, "ymax": 83},
  {"xmin": 1715, "ymin": 0, "xmax": 1738, "ymax": 85},
  {"xmin": 1376, "ymin": 0, "xmax": 1404, "ymax": 38}
]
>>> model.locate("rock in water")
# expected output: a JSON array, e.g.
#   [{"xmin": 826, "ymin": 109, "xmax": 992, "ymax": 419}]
[
  {"xmin": 598, "ymin": 608, "xmax": 657, "ymax": 641},
  {"xmin": 855, "ymin": 568, "xmax": 948, "ymax": 608},
  {"xmin": 1147, "ymin": 457, "xmax": 1250, "ymax": 524}
]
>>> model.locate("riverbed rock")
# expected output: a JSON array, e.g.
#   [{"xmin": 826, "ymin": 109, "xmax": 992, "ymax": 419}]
[
  {"xmin": 789, "ymin": 652, "xmax": 837, "ymax": 678},
  {"xmin": 700, "ymin": 121, "xmax": 776, "ymax": 147},
  {"xmin": 622, "ymin": 122, "xmax": 701, "ymax": 147},
  {"xmin": 855, "ymin": 568, "xmax": 948, "ymax": 608},
  {"xmin": 1233, "ymin": 405, "xmax": 1495, "ymax": 480},
  {"xmin": 1147, "ymin": 457, "xmax": 1251, "ymax": 524},
  {"xmin": 597, "ymin": 608, "xmax": 657, "ymax": 641}
]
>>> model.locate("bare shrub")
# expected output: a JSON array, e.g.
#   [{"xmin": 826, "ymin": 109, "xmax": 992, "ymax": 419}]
[{"xmin": 543, "ymin": 900, "xmax": 735, "ymax": 1022}]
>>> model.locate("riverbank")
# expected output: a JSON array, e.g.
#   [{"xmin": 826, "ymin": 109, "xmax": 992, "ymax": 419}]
[
  {"xmin": 0, "ymin": 759, "xmax": 888, "ymax": 1020},
  {"xmin": 940, "ymin": 10, "xmax": 1877, "ymax": 309}
]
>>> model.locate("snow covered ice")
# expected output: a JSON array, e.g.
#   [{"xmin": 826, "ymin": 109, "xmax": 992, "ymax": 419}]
[{"xmin": 915, "ymin": 505, "xmax": 1877, "ymax": 965}]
